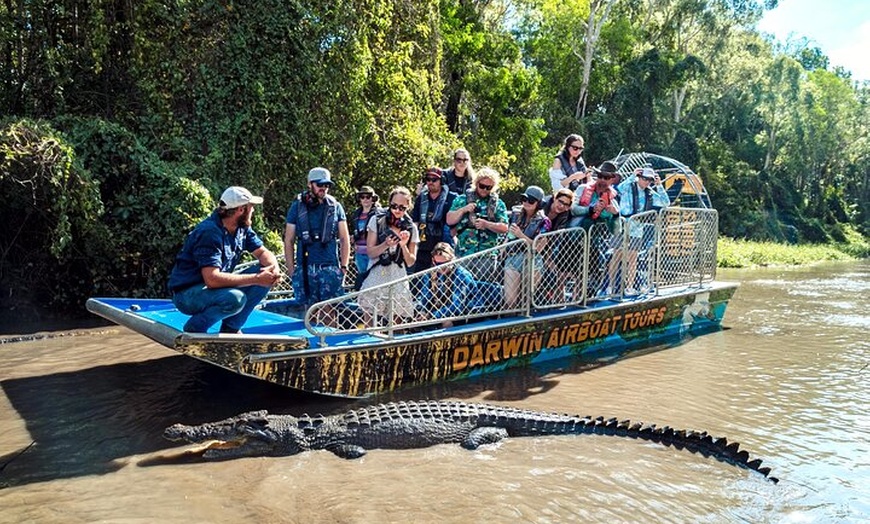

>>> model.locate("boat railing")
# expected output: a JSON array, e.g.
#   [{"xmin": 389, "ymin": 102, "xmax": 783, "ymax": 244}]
[
  {"xmin": 656, "ymin": 207, "xmax": 718, "ymax": 287},
  {"xmin": 298, "ymin": 206, "xmax": 719, "ymax": 344},
  {"xmin": 303, "ymin": 240, "xmax": 530, "ymax": 343}
]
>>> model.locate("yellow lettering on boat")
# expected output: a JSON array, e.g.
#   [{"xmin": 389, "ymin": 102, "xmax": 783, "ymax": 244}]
[
  {"xmin": 502, "ymin": 336, "xmax": 524, "ymax": 359},
  {"xmin": 577, "ymin": 321, "xmax": 590, "ymax": 342},
  {"xmin": 546, "ymin": 328, "xmax": 561, "ymax": 348},
  {"xmin": 469, "ymin": 343, "xmax": 484, "ymax": 368},
  {"xmin": 598, "ymin": 318, "xmax": 612, "ymax": 337},
  {"xmin": 561, "ymin": 324, "xmax": 579, "ymax": 345},
  {"xmin": 528, "ymin": 333, "xmax": 543, "ymax": 354},
  {"xmin": 452, "ymin": 305, "xmax": 668, "ymax": 373},
  {"xmin": 485, "ymin": 340, "xmax": 501, "ymax": 364},
  {"xmin": 590, "ymin": 319, "xmax": 602, "ymax": 338},
  {"xmin": 453, "ymin": 345, "xmax": 470, "ymax": 371}
]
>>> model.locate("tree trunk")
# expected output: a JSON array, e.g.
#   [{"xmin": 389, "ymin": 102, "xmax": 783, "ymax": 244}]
[{"xmin": 574, "ymin": 0, "xmax": 618, "ymax": 120}]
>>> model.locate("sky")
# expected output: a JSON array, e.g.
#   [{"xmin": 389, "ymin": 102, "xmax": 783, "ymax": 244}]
[{"xmin": 757, "ymin": 0, "xmax": 870, "ymax": 81}]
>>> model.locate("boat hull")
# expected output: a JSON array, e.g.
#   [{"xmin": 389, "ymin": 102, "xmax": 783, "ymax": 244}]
[{"xmin": 88, "ymin": 282, "xmax": 736, "ymax": 398}]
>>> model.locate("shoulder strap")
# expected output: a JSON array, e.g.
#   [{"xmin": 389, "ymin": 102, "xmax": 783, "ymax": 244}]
[
  {"xmin": 631, "ymin": 182, "xmax": 639, "ymax": 215},
  {"xmin": 643, "ymin": 186, "xmax": 653, "ymax": 211}
]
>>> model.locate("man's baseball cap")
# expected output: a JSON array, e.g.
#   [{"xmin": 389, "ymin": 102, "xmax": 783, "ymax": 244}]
[
  {"xmin": 307, "ymin": 167, "xmax": 333, "ymax": 185},
  {"xmin": 639, "ymin": 167, "xmax": 657, "ymax": 180},
  {"xmin": 219, "ymin": 186, "xmax": 263, "ymax": 208}
]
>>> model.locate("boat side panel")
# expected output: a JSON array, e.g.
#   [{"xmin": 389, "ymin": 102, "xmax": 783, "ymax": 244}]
[{"xmin": 235, "ymin": 286, "xmax": 736, "ymax": 397}]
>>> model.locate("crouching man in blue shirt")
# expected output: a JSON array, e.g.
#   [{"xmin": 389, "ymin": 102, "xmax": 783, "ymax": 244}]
[{"xmin": 168, "ymin": 186, "xmax": 282, "ymax": 333}]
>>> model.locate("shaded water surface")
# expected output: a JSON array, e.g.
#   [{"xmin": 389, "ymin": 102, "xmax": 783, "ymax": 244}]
[{"xmin": 1, "ymin": 261, "xmax": 868, "ymax": 522}]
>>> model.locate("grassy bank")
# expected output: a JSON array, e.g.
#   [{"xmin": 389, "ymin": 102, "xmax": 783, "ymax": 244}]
[{"xmin": 717, "ymin": 227, "xmax": 870, "ymax": 268}]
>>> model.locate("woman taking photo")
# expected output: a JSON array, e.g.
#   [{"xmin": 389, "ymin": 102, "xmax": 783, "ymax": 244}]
[{"xmin": 358, "ymin": 187, "xmax": 419, "ymax": 326}]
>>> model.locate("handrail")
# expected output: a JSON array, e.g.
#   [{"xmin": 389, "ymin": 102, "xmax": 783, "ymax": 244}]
[
  {"xmin": 296, "ymin": 207, "xmax": 718, "ymax": 346},
  {"xmin": 236, "ymin": 206, "xmax": 719, "ymax": 344}
]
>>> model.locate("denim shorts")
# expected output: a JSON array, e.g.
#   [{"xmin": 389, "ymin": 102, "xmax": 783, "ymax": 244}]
[
  {"xmin": 292, "ymin": 264, "xmax": 345, "ymax": 304},
  {"xmin": 504, "ymin": 253, "xmax": 543, "ymax": 273}
]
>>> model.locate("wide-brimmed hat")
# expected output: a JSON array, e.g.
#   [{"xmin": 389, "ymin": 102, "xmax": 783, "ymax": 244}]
[
  {"xmin": 307, "ymin": 167, "xmax": 333, "ymax": 185},
  {"xmin": 356, "ymin": 185, "xmax": 379, "ymax": 202},
  {"xmin": 219, "ymin": 186, "xmax": 263, "ymax": 208},
  {"xmin": 592, "ymin": 161, "xmax": 619, "ymax": 178}
]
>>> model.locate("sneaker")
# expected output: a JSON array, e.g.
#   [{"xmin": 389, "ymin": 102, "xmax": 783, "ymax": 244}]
[{"xmin": 624, "ymin": 287, "xmax": 637, "ymax": 296}]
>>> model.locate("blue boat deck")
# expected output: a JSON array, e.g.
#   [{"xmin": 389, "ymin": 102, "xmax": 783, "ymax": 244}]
[{"xmin": 90, "ymin": 290, "xmax": 662, "ymax": 350}]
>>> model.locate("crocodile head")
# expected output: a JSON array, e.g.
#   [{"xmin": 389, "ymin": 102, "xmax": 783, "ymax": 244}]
[{"xmin": 163, "ymin": 410, "xmax": 305, "ymax": 459}]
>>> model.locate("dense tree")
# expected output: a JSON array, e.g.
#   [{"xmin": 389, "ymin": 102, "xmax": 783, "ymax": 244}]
[{"xmin": 0, "ymin": 0, "xmax": 866, "ymax": 318}]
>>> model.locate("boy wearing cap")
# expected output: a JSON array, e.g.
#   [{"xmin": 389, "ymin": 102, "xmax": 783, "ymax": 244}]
[
  {"xmin": 168, "ymin": 186, "xmax": 282, "ymax": 333},
  {"xmin": 609, "ymin": 166, "xmax": 670, "ymax": 294},
  {"xmin": 283, "ymin": 167, "xmax": 351, "ymax": 313},
  {"xmin": 411, "ymin": 167, "xmax": 456, "ymax": 272}
]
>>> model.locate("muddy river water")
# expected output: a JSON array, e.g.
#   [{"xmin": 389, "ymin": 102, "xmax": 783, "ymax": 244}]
[{"xmin": 1, "ymin": 260, "xmax": 867, "ymax": 522}]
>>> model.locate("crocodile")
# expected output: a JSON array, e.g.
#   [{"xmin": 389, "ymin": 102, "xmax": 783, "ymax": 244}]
[{"xmin": 164, "ymin": 400, "xmax": 778, "ymax": 483}]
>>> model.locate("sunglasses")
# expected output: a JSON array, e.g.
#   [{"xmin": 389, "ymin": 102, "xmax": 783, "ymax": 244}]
[
  {"xmin": 454, "ymin": 157, "xmax": 469, "ymax": 163},
  {"xmin": 477, "ymin": 183, "xmax": 493, "ymax": 191},
  {"xmin": 569, "ymin": 144, "xmax": 584, "ymax": 152},
  {"xmin": 358, "ymin": 194, "xmax": 373, "ymax": 200},
  {"xmin": 389, "ymin": 203, "xmax": 407, "ymax": 212},
  {"xmin": 556, "ymin": 199, "xmax": 573, "ymax": 207},
  {"xmin": 424, "ymin": 177, "xmax": 441, "ymax": 183},
  {"xmin": 314, "ymin": 182, "xmax": 332, "ymax": 188},
  {"xmin": 521, "ymin": 195, "xmax": 538, "ymax": 204}
]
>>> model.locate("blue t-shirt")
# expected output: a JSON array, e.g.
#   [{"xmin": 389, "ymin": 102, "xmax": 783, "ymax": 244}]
[
  {"xmin": 168, "ymin": 211, "xmax": 264, "ymax": 292},
  {"xmin": 286, "ymin": 196, "xmax": 347, "ymax": 266}
]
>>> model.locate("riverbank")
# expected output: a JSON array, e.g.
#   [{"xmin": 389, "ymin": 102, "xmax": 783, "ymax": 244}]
[{"xmin": 717, "ymin": 228, "xmax": 870, "ymax": 268}]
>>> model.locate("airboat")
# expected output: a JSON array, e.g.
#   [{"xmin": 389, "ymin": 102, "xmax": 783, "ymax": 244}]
[{"xmin": 87, "ymin": 153, "xmax": 737, "ymax": 398}]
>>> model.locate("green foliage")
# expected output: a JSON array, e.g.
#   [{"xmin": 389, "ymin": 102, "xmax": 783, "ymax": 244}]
[
  {"xmin": 52, "ymin": 116, "xmax": 214, "ymax": 298},
  {"xmin": 0, "ymin": 118, "xmax": 101, "ymax": 313},
  {"xmin": 0, "ymin": 0, "xmax": 867, "ymax": 319},
  {"xmin": 439, "ymin": 0, "xmax": 546, "ymax": 184},
  {"xmin": 717, "ymin": 233, "xmax": 868, "ymax": 268}
]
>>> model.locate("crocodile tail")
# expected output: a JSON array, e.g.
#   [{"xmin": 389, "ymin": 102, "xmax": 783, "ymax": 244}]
[
  {"xmin": 464, "ymin": 405, "xmax": 778, "ymax": 484},
  {"xmin": 592, "ymin": 417, "xmax": 779, "ymax": 484}
]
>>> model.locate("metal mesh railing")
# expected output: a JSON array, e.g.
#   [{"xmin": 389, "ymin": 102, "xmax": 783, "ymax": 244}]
[
  {"xmin": 607, "ymin": 209, "xmax": 659, "ymax": 298},
  {"xmin": 303, "ymin": 241, "xmax": 528, "ymax": 341},
  {"xmin": 656, "ymin": 208, "xmax": 718, "ymax": 287},
  {"xmin": 613, "ymin": 152, "xmax": 711, "ymax": 209},
  {"xmin": 532, "ymin": 227, "xmax": 588, "ymax": 309},
  {"xmin": 233, "ymin": 206, "xmax": 720, "ymax": 342}
]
